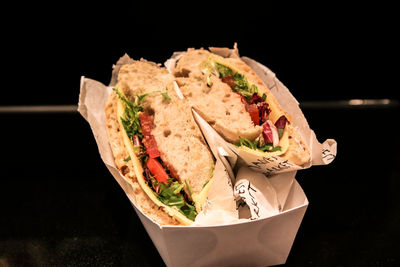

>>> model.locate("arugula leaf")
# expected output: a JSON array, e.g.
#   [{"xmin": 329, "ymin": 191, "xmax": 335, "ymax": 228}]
[
  {"xmin": 235, "ymin": 137, "xmax": 282, "ymax": 152},
  {"xmin": 262, "ymin": 93, "xmax": 267, "ymax": 101},
  {"xmin": 156, "ymin": 181, "xmax": 198, "ymax": 221},
  {"xmin": 161, "ymin": 92, "xmax": 171, "ymax": 101},
  {"xmin": 259, "ymin": 144, "xmax": 282, "ymax": 152},
  {"xmin": 137, "ymin": 93, "xmax": 150, "ymax": 103},
  {"xmin": 137, "ymin": 89, "xmax": 171, "ymax": 102},
  {"xmin": 214, "ymin": 62, "xmax": 259, "ymax": 101},
  {"xmin": 233, "ymin": 72, "xmax": 249, "ymax": 91},
  {"xmin": 215, "ymin": 62, "xmax": 233, "ymax": 78},
  {"xmin": 161, "ymin": 87, "xmax": 171, "ymax": 101},
  {"xmin": 237, "ymin": 137, "xmax": 257, "ymax": 150},
  {"xmin": 114, "ymin": 88, "xmax": 143, "ymax": 139},
  {"xmin": 180, "ymin": 202, "xmax": 197, "ymax": 221},
  {"xmin": 278, "ymin": 128, "xmax": 284, "ymax": 139}
]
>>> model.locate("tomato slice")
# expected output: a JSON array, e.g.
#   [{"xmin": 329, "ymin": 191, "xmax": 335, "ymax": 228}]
[{"xmin": 146, "ymin": 157, "xmax": 169, "ymax": 183}]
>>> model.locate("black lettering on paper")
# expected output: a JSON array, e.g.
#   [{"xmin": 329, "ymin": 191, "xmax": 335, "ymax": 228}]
[{"xmin": 322, "ymin": 148, "xmax": 336, "ymax": 162}]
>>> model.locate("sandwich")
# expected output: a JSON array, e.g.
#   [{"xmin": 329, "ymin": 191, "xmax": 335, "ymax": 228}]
[
  {"xmin": 105, "ymin": 60, "xmax": 215, "ymax": 225},
  {"xmin": 173, "ymin": 49, "xmax": 310, "ymax": 166}
]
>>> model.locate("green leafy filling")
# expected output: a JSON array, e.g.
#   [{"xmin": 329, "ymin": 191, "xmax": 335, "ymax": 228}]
[
  {"xmin": 215, "ymin": 62, "xmax": 233, "ymax": 77},
  {"xmin": 139, "ymin": 88, "xmax": 171, "ymax": 102},
  {"xmin": 215, "ymin": 62, "xmax": 258, "ymax": 101},
  {"xmin": 114, "ymin": 87, "xmax": 171, "ymax": 140},
  {"xmin": 156, "ymin": 181, "xmax": 197, "ymax": 221},
  {"xmin": 145, "ymin": 164, "xmax": 197, "ymax": 221},
  {"xmin": 161, "ymin": 91, "xmax": 171, "ymax": 101},
  {"xmin": 278, "ymin": 128, "xmax": 284, "ymax": 139},
  {"xmin": 114, "ymin": 88, "xmax": 143, "ymax": 139},
  {"xmin": 235, "ymin": 137, "xmax": 281, "ymax": 152}
]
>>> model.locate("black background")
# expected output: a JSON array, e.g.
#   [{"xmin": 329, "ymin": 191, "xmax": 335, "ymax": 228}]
[{"xmin": 1, "ymin": 3, "xmax": 399, "ymax": 266}]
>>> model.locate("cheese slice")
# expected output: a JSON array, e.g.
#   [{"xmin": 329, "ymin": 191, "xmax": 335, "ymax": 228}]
[
  {"xmin": 192, "ymin": 177, "xmax": 214, "ymax": 212},
  {"xmin": 116, "ymin": 96, "xmax": 194, "ymax": 226}
]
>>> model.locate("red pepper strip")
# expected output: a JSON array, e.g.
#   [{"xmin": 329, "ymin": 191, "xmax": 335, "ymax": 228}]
[
  {"xmin": 221, "ymin": 75, "xmax": 235, "ymax": 88},
  {"xmin": 144, "ymin": 136, "xmax": 161, "ymax": 158},
  {"xmin": 139, "ymin": 112, "xmax": 160, "ymax": 158},
  {"xmin": 240, "ymin": 96, "xmax": 260, "ymax": 126},
  {"xmin": 246, "ymin": 104, "xmax": 260, "ymax": 126},
  {"xmin": 146, "ymin": 157, "xmax": 169, "ymax": 183},
  {"xmin": 249, "ymin": 93, "xmax": 270, "ymax": 125},
  {"xmin": 139, "ymin": 112, "xmax": 153, "ymax": 136}
]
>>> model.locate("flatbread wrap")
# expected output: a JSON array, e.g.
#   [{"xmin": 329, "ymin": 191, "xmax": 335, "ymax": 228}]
[
  {"xmin": 173, "ymin": 49, "xmax": 311, "ymax": 166},
  {"xmin": 105, "ymin": 60, "xmax": 215, "ymax": 225}
]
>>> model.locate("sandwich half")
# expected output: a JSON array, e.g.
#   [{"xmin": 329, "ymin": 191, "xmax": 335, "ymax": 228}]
[
  {"xmin": 105, "ymin": 59, "xmax": 215, "ymax": 225},
  {"xmin": 173, "ymin": 49, "xmax": 310, "ymax": 166}
]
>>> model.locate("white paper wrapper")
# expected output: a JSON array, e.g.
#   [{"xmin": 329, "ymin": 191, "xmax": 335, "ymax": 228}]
[
  {"xmin": 78, "ymin": 75, "xmax": 308, "ymax": 266},
  {"xmin": 77, "ymin": 47, "xmax": 335, "ymax": 266}
]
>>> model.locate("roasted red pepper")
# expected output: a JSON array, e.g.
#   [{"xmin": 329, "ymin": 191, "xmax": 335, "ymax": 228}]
[
  {"xmin": 246, "ymin": 104, "xmax": 260, "ymax": 126},
  {"xmin": 240, "ymin": 96, "xmax": 260, "ymax": 125},
  {"xmin": 139, "ymin": 112, "xmax": 153, "ymax": 136},
  {"xmin": 139, "ymin": 112, "xmax": 161, "ymax": 158},
  {"xmin": 221, "ymin": 75, "xmax": 235, "ymax": 88},
  {"xmin": 250, "ymin": 93, "xmax": 270, "ymax": 125}
]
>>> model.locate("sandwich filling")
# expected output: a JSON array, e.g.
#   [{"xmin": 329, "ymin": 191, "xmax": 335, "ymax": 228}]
[
  {"xmin": 201, "ymin": 59, "xmax": 288, "ymax": 153},
  {"xmin": 115, "ymin": 88, "xmax": 197, "ymax": 221}
]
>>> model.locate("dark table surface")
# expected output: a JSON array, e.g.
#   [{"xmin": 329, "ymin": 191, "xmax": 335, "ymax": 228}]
[
  {"xmin": 2, "ymin": 4, "xmax": 399, "ymax": 266},
  {"xmin": 1, "ymin": 105, "xmax": 399, "ymax": 266}
]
